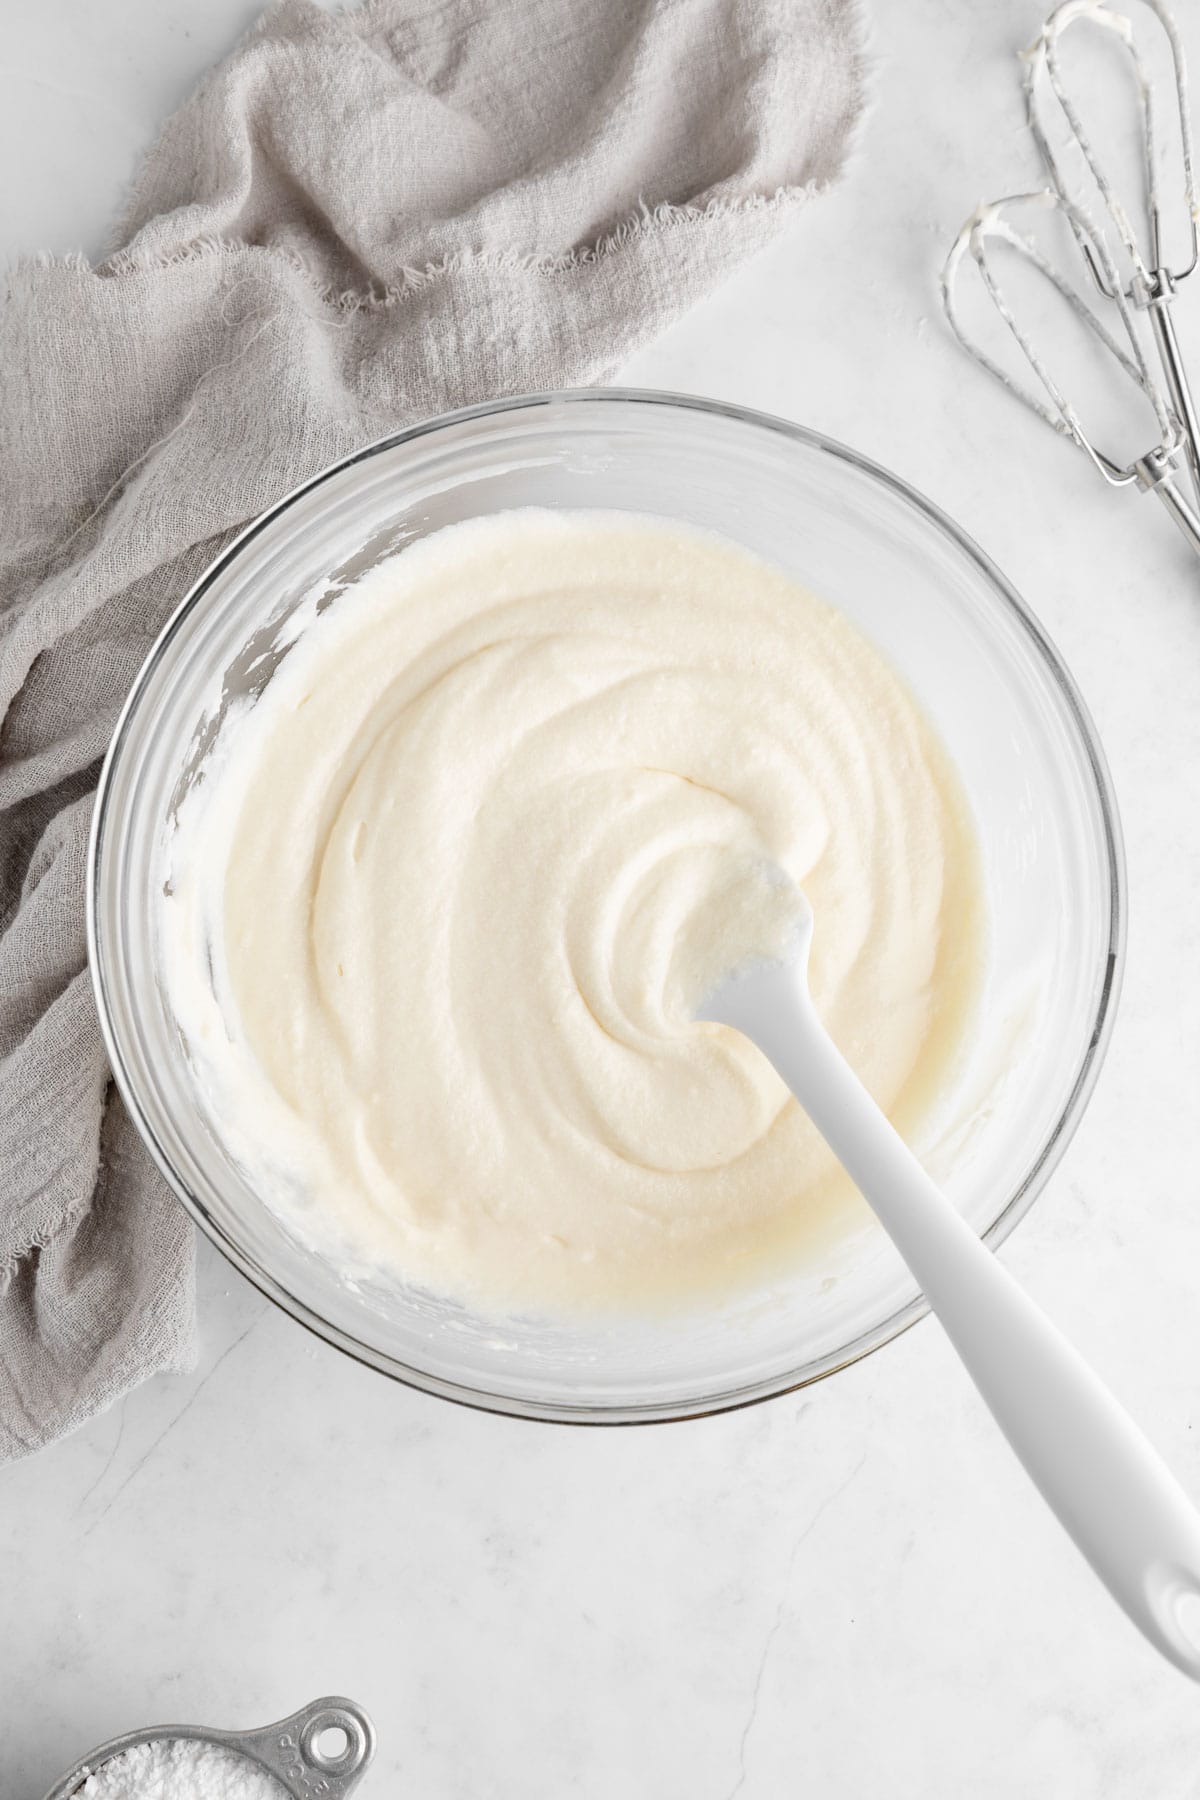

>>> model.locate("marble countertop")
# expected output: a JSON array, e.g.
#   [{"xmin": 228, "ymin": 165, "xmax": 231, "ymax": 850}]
[{"xmin": 4, "ymin": 2, "xmax": 1200, "ymax": 1795}]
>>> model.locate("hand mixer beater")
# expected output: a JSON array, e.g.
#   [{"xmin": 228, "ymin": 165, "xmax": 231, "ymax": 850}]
[{"xmin": 942, "ymin": 0, "xmax": 1200, "ymax": 557}]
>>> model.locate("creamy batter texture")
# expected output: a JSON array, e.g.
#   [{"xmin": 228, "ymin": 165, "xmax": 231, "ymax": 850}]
[{"xmin": 165, "ymin": 510, "xmax": 984, "ymax": 1312}]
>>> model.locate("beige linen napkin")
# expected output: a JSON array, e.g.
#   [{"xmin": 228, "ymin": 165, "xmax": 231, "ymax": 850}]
[{"xmin": 0, "ymin": 0, "xmax": 868, "ymax": 1459}]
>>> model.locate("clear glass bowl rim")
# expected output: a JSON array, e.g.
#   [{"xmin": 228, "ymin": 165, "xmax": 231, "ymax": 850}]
[{"xmin": 87, "ymin": 386, "xmax": 1127, "ymax": 1426}]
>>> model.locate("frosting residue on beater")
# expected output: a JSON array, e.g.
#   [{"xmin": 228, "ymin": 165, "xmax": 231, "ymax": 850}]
[{"xmin": 162, "ymin": 509, "xmax": 984, "ymax": 1312}]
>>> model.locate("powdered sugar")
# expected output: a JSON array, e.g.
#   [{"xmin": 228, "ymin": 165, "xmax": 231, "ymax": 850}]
[{"xmin": 72, "ymin": 1738, "xmax": 290, "ymax": 1800}]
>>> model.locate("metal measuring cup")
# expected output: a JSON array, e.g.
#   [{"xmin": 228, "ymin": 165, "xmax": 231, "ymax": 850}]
[{"xmin": 40, "ymin": 1695, "xmax": 376, "ymax": 1800}]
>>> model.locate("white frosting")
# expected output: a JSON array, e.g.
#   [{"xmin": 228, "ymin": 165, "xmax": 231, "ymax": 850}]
[{"xmin": 162, "ymin": 510, "xmax": 984, "ymax": 1313}]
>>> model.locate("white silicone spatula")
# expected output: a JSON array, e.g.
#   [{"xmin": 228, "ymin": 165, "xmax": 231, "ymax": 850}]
[{"xmin": 697, "ymin": 884, "xmax": 1200, "ymax": 1679}]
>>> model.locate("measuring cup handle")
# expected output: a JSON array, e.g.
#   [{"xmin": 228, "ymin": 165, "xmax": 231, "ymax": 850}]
[{"xmin": 228, "ymin": 1695, "xmax": 377, "ymax": 1798}]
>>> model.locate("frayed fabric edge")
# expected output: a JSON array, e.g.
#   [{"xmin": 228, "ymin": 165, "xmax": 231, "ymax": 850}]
[
  {"xmin": 6, "ymin": 185, "xmax": 820, "ymax": 316},
  {"xmin": 0, "ymin": 1199, "xmax": 92, "ymax": 1291}
]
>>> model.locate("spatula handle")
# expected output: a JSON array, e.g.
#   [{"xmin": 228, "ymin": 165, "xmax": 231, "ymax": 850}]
[{"xmin": 724, "ymin": 961, "xmax": 1200, "ymax": 1679}]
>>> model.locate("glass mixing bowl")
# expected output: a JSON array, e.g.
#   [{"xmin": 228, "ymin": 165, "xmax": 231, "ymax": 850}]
[{"xmin": 88, "ymin": 390, "xmax": 1124, "ymax": 1424}]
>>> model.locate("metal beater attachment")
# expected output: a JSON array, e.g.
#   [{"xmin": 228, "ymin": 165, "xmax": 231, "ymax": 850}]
[
  {"xmin": 941, "ymin": 189, "xmax": 1200, "ymax": 553},
  {"xmin": 941, "ymin": 0, "xmax": 1200, "ymax": 556},
  {"xmin": 1024, "ymin": 0, "xmax": 1200, "ymax": 503}
]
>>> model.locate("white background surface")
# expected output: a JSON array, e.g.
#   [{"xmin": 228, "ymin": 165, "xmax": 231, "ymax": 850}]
[{"xmin": 4, "ymin": 2, "xmax": 1200, "ymax": 1796}]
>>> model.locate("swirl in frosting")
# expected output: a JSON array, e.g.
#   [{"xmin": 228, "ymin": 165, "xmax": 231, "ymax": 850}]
[{"xmin": 164, "ymin": 510, "xmax": 984, "ymax": 1312}]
